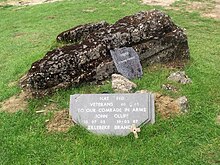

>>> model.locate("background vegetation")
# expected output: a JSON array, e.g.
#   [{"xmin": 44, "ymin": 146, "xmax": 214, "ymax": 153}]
[{"xmin": 0, "ymin": 0, "xmax": 219, "ymax": 164}]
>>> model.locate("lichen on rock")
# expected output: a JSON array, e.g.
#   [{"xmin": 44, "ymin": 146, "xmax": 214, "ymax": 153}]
[
  {"xmin": 21, "ymin": 10, "xmax": 190, "ymax": 97},
  {"xmin": 112, "ymin": 74, "xmax": 137, "ymax": 93}
]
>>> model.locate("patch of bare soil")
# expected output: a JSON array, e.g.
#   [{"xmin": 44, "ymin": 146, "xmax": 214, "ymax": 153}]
[
  {"xmin": 164, "ymin": 59, "xmax": 189, "ymax": 70},
  {"xmin": 166, "ymin": 0, "xmax": 220, "ymax": 20},
  {"xmin": 155, "ymin": 93, "xmax": 182, "ymax": 119},
  {"xmin": 182, "ymin": 0, "xmax": 220, "ymax": 19},
  {"xmin": 0, "ymin": 0, "xmax": 62, "ymax": 6},
  {"xmin": 0, "ymin": 91, "xmax": 30, "ymax": 113},
  {"xmin": 187, "ymin": 1, "xmax": 208, "ymax": 11},
  {"xmin": 203, "ymin": 1, "xmax": 220, "ymax": 19},
  {"xmin": 142, "ymin": 0, "xmax": 176, "ymax": 6},
  {"xmin": 44, "ymin": 103, "xmax": 58, "ymax": 111},
  {"xmin": 137, "ymin": 90, "xmax": 184, "ymax": 119},
  {"xmin": 46, "ymin": 110, "xmax": 74, "ymax": 132},
  {"xmin": 166, "ymin": 1, "xmax": 211, "ymax": 12}
]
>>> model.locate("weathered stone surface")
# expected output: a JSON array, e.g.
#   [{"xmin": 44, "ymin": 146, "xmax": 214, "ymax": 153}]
[
  {"xmin": 21, "ymin": 10, "xmax": 190, "ymax": 97},
  {"xmin": 69, "ymin": 93, "xmax": 155, "ymax": 136},
  {"xmin": 175, "ymin": 96, "xmax": 188, "ymax": 113},
  {"xmin": 112, "ymin": 74, "xmax": 137, "ymax": 93},
  {"xmin": 168, "ymin": 71, "xmax": 192, "ymax": 84},
  {"xmin": 57, "ymin": 21, "xmax": 109, "ymax": 43}
]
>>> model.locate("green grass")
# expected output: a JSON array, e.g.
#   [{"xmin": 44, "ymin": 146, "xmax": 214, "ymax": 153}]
[{"xmin": 0, "ymin": 0, "xmax": 220, "ymax": 164}]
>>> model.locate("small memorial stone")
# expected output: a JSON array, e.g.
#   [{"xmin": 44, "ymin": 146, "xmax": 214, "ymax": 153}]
[
  {"xmin": 69, "ymin": 93, "xmax": 155, "ymax": 136},
  {"xmin": 110, "ymin": 47, "xmax": 143, "ymax": 79}
]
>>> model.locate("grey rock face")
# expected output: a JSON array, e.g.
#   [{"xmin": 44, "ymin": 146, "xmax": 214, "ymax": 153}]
[
  {"xmin": 175, "ymin": 96, "xmax": 188, "ymax": 113},
  {"xmin": 21, "ymin": 10, "xmax": 190, "ymax": 97},
  {"xmin": 56, "ymin": 21, "xmax": 109, "ymax": 43},
  {"xmin": 112, "ymin": 74, "xmax": 137, "ymax": 93},
  {"xmin": 168, "ymin": 71, "xmax": 192, "ymax": 84}
]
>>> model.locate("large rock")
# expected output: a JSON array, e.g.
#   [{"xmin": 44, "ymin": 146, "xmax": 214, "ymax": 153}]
[{"xmin": 21, "ymin": 10, "xmax": 190, "ymax": 97}]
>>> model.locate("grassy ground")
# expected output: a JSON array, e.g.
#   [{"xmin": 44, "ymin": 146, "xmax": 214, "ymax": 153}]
[{"xmin": 0, "ymin": 0, "xmax": 220, "ymax": 164}]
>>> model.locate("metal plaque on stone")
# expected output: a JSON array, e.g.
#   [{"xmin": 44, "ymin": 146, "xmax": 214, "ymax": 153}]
[
  {"xmin": 70, "ymin": 93, "xmax": 155, "ymax": 136},
  {"xmin": 110, "ymin": 47, "xmax": 143, "ymax": 79}
]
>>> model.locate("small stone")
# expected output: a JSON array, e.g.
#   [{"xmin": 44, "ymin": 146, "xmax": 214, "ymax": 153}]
[
  {"xmin": 112, "ymin": 74, "xmax": 137, "ymax": 93},
  {"xmin": 136, "ymin": 90, "xmax": 150, "ymax": 93},
  {"xmin": 168, "ymin": 71, "xmax": 192, "ymax": 84},
  {"xmin": 162, "ymin": 84, "xmax": 177, "ymax": 92},
  {"xmin": 175, "ymin": 96, "xmax": 188, "ymax": 113},
  {"xmin": 136, "ymin": 90, "xmax": 163, "ymax": 100}
]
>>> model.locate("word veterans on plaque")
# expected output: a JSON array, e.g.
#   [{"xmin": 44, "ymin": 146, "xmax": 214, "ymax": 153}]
[
  {"xmin": 110, "ymin": 47, "xmax": 143, "ymax": 79},
  {"xmin": 69, "ymin": 93, "xmax": 155, "ymax": 136}
]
